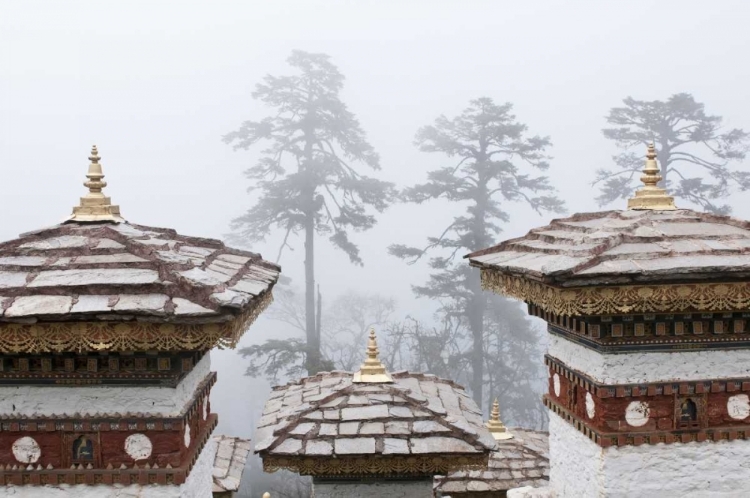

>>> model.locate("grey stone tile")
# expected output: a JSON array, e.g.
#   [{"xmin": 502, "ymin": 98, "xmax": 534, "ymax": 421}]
[
  {"xmin": 5, "ymin": 295, "xmax": 73, "ymax": 316},
  {"xmin": 172, "ymin": 298, "xmax": 215, "ymax": 316},
  {"xmin": 360, "ymin": 422, "xmax": 384, "ymax": 435},
  {"xmin": 334, "ymin": 438, "xmax": 375, "ymax": 455},
  {"xmin": 341, "ymin": 404, "xmax": 389, "ymax": 421},
  {"xmin": 29, "ymin": 269, "xmax": 159, "ymax": 287},
  {"xmin": 410, "ymin": 437, "xmax": 478, "ymax": 454},
  {"xmin": 71, "ymin": 295, "xmax": 113, "ymax": 314},
  {"xmin": 114, "ymin": 294, "xmax": 169, "ymax": 315},
  {"xmin": 339, "ymin": 422, "xmax": 359, "ymax": 435},
  {"xmin": 272, "ymin": 439, "xmax": 303, "ymax": 455},
  {"xmin": 413, "ymin": 420, "xmax": 450, "ymax": 433},
  {"xmin": 382, "ymin": 438, "xmax": 410, "ymax": 455},
  {"xmin": 305, "ymin": 440, "xmax": 333, "ymax": 456},
  {"xmin": 0, "ymin": 272, "xmax": 28, "ymax": 289},
  {"xmin": 385, "ymin": 421, "xmax": 410, "ymax": 435}
]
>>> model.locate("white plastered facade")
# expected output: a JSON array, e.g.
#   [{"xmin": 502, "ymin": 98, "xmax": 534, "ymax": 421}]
[
  {"xmin": 0, "ymin": 353, "xmax": 211, "ymax": 418},
  {"xmin": 0, "ymin": 436, "xmax": 216, "ymax": 498},
  {"xmin": 550, "ymin": 406, "xmax": 750, "ymax": 497},
  {"xmin": 548, "ymin": 334, "xmax": 750, "ymax": 384},
  {"xmin": 314, "ymin": 479, "xmax": 432, "ymax": 498}
]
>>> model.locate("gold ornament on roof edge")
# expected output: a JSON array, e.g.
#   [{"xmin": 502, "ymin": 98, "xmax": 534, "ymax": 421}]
[
  {"xmin": 67, "ymin": 146, "xmax": 125, "ymax": 223},
  {"xmin": 627, "ymin": 143, "xmax": 676, "ymax": 210},
  {"xmin": 486, "ymin": 398, "xmax": 513, "ymax": 441},
  {"xmin": 352, "ymin": 328, "xmax": 393, "ymax": 383}
]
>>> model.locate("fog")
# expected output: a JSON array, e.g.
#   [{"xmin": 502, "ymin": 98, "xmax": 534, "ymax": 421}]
[{"xmin": 2, "ymin": 1, "xmax": 750, "ymax": 495}]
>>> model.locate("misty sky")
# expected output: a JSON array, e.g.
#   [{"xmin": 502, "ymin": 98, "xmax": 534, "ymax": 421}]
[{"xmin": 3, "ymin": 0, "xmax": 750, "ymax": 440}]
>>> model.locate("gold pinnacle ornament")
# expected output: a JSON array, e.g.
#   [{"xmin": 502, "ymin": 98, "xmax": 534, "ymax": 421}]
[
  {"xmin": 487, "ymin": 398, "xmax": 513, "ymax": 441},
  {"xmin": 67, "ymin": 146, "xmax": 124, "ymax": 223},
  {"xmin": 627, "ymin": 143, "xmax": 676, "ymax": 210},
  {"xmin": 352, "ymin": 328, "xmax": 393, "ymax": 383}
]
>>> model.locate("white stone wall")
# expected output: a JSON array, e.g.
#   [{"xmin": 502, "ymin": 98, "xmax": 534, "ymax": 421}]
[
  {"xmin": 313, "ymin": 479, "xmax": 432, "ymax": 498},
  {"xmin": 548, "ymin": 334, "xmax": 750, "ymax": 384},
  {"xmin": 508, "ymin": 486, "xmax": 557, "ymax": 498},
  {"xmin": 0, "ymin": 353, "xmax": 211, "ymax": 417},
  {"xmin": 548, "ymin": 411, "xmax": 602, "ymax": 498},
  {"xmin": 549, "ymin": 411, "xmax": 750, "ymax": 497},
  {"xmin": 0, "ymin": 436, "xmax": 216, "ymax": 497}
]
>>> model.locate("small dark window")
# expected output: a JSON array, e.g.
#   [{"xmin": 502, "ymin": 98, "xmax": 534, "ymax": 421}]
[
  {"xmin": 72, "ymin": 435, "xmax": 94, "ymax": 461},
  {"xmin": 679, "ymin": 399, "xmax": 699, "ymax": 429}
]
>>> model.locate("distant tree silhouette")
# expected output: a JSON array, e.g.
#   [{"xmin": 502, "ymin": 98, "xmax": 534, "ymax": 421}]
[
  {"xmin": 225, "ymin": 50, "xmax": 394, "ymax": 374},
  {"xmin": 595, "ymin": 93, "xmax": 750, "ymax": 214},
  {"xmin": 389, "ymin": 97, "xmax": 564, "ymax": 407}
]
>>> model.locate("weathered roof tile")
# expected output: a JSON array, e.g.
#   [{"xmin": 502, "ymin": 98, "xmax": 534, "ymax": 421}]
[
  {"xmin": 467, "ymin": 209, "xmax": 750, "ymax": 286},
  {"xmin": 0, "ymin": 222, "xmax": 279, "ymax": 325}
]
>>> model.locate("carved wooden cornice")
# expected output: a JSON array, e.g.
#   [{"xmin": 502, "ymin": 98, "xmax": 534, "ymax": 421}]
[
  {"xmin": 481, "ymin": 269, "xmax": 750, "ymax": 316},
  {"xmin": 0, "ymin": 291, "xmax": 272, "ymax": 353},
  {"xmin": 262, "ymin": 454, "xmax": 489, "ymax": 477}
]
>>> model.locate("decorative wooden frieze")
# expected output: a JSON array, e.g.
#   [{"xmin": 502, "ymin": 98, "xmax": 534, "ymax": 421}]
[
  {"xmin": 263, "ymin": 453, "xmax": 489, "ymax": 477},
  {"xmin": 0, "ymin": 351, "xmax": 205, "ymax": 386},
  {"xmin": 0, "ymin": 290, "xmax": 272, "ymax": 354},
  {"xmin": 532, "ymin": 302, "xmax": 750, "ymax": 351},
  {"xmin": 483, "ymin": 270, "xmax": 750, "ymax": 316}
]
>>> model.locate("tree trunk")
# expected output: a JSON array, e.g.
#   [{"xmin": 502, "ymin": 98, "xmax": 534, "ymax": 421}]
[
  {"xmin": 302, "ymin": 129, "xmax": 321, "ymax": 375},
  {"xmin": 467, "ymin": 271, "xmax": 485, "ymax": 407},
  {"xmin": 304, "ymin": 212, "xmax": 320, "ymax": 374}
]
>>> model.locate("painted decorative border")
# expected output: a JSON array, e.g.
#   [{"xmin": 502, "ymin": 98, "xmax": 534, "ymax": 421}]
[
  {"xmin": 545, "ymin": 396, "xmax": 750, "ymax": 448},
  {"xmin": 262, "ymin": 454, "xmax": 489, "ymax": 477},
  {"xmin": 481, "ymin": 269, "xmax": 750, "ymax": 316},
  {"xmin": 0, "ymin": 415, "xmax": 217, "ymax": 486},
  {"xmin": 0, "ymin": 291, "xmax": 272, "ymax": 353}
]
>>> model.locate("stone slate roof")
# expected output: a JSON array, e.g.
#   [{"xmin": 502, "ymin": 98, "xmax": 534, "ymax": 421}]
[
  {"xmin": 254, "ymin": 370, "xmax": 496, "ymax": 459},
  {"xmin": 0, "ymin": 222, "xmax": 280, "ymax": 323},
  {"xmin": 211, "ymin": 435, "xmax": 251, "ymax": 493},
  {"xmin": 434, "ymin": 428, "xmax": 549, "ymax": 496},
  {"xmin": 467, "ymin": 209, "xmax": 750, "ymax": 287}
]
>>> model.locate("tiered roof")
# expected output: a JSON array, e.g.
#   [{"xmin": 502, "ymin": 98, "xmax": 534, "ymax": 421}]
[
  {"xmin": 255, "ymin": 330, "xmax": 495, "ymax": 476},
  {"xmin": 211, "ymin": 435, "xmax": 251, "ymax": 493},
  {"xmin": 467, "ymin": 208, "xmax": 750, "ymax": 287},
  {"xmin": 434, "ymin": 428, "xmax": 549, "ymax": 497},
  {"xmin": 0, "ymin": 147, "xmax": 280, "ymax": 352},
  {"xmin": 467, "ymin": 144, "xmax": 750, "ymax": 316}
]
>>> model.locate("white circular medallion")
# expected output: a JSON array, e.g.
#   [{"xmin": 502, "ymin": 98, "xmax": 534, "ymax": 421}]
[
  {"xmin": 728, "ymin": 394, "xmax": 750, "ymax": 420},
  {"xmin": 625, "ymin": 401, "xmax": 650, "ymax": 427},
  {"xmin": 12, "ymin": 437, "xmax": 40, "ymax": 464},
  {"xmin": 184, "ymin": 424, "xmax": 191, "ymax": 448},
  {"xmin": 585, "ymin": 392, "xmax": 595, "ymax": 419},
  {"xmin": 124, "ymin": 434, "xmax": 152, "ymax": 461},
  {"xmin": 553, "ymin": 374, "xmax": 561, "ymax": 397}
]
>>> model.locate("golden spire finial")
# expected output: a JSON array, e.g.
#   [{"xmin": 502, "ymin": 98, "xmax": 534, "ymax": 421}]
[
  {"xmin": 627, "ymin": 143, "xmax": 676, "ymax": 210},
  {"xmin": 67, "ymin": 146, "xmax": 124, "ymax": 223},
  {"xmin": 352, "ymin": 328, "xmax": 393, "ymax": 383},
  {"xmin": 486, "ymin": 398, "xmax": 513, "ymax": 440}
]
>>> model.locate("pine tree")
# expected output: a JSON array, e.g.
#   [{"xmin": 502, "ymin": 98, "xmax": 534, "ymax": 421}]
[{"xmin": 225, "ymin": 50, "xmax": 394, "ymax": 374}]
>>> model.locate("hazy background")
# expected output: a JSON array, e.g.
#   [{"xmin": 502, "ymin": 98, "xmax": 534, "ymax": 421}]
[{"xmin": 2, "ymin": 1, "xmax": 750, "ymax": 495}]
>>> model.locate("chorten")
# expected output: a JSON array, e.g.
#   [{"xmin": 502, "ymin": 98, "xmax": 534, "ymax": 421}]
[
  {"xmin": 255, "ymin": 329, "xmax": 496, "ymax": 498},
  {"xmin": 467, "ymin": 144, "xmax": 750, "ymax": 496},
  {"xmin": 0, "ymin": 147, "xmax": 280, "ymax": 496}
]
